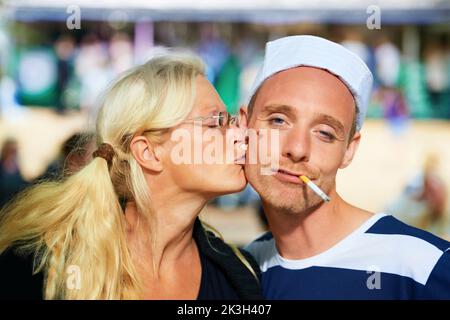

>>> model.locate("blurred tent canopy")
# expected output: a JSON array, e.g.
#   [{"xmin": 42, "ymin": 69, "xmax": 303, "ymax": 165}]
[{"xmin": 4, "ymin": 0, "xmax": 450, "ymax": 24}]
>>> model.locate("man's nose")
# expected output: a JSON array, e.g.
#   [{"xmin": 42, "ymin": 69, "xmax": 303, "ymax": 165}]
[{"xmin": 281, "ymin": 126, "xmax": 310, "ymax": 163}]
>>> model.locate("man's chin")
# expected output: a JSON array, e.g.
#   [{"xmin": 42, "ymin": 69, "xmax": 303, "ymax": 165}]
[
  {"xmin": 258, "ymin": 185, "xmax": 324, "ymax": 213},
  {"xmin": 267, "ymin": 199, "xmax": 324, "ymax": 216}
]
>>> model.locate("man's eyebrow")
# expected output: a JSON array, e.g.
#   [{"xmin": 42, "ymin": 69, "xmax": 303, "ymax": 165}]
[
  {"xmin": 313, "ymin": 113, "xmax": 345, "ymax": 136},
  {"xmin": 260, "ymin": 104, "xmax": 297, "ymax": 118}
]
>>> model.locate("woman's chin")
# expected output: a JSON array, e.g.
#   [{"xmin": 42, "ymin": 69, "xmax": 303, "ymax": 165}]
[
  {"xmin": 213, "ymin": 171, "xmax": 247, "ymax": 195},
  {"xmin": 227, "ymin": 171, "xmax": 248, "ymax": 193}
]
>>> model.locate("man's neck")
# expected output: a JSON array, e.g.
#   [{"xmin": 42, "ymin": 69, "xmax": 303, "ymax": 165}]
[{"xmin": 264, "ymin": 189, "xmax": 373, "ymax": 260}]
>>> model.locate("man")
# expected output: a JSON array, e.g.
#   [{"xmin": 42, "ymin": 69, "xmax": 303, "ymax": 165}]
[{"xmin": 243, "ymin": 35, "xmax": 450, "ymax": 299}]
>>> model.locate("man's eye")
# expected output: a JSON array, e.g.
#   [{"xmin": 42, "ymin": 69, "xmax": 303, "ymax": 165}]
[
  {"xmin": 319, "ymin": 130, "xmax": 336, "ymax": 142},
  {"xmin": 269, "ymin": 117, "xmax": 286, "ymax": 125}
]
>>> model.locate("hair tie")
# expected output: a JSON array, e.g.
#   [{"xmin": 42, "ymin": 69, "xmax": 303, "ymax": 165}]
[{"xmin": 92, "ymin": 143, "xmax": 115, "ymax": 168}]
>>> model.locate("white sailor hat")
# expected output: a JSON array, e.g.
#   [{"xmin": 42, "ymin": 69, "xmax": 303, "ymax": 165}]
[{"xmin": 250, "ymin": 35, "xmax": 373, "ymax": 131}]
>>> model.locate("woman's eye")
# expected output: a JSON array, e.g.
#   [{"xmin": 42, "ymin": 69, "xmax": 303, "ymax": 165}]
[{"xmin": 205, "ymin": 119, "xmax": 220, "ymax": 128}]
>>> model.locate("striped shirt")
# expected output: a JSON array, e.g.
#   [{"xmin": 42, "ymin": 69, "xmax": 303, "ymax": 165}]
[{"xmin": 245, "ymin": 213, "xmax": 450, "ymax": 299}]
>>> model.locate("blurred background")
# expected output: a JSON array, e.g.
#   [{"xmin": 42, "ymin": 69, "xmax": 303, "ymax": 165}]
[{"xmin": 0, "ymin": 0, "xmax": 449, "ymax": 246}]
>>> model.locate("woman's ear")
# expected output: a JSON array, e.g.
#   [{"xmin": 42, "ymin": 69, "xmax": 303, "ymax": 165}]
[{"xmin": 130, "ymin": 135, "xmax": 163, "ymax": 173}]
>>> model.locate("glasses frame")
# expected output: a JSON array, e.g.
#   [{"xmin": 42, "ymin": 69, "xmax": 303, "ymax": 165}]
[
  {"xmin": 183, "ymin": 111, "xmax": 239, "ymax": 128},
  {"xmin": 141, "ymin": 111, "xmax": 239, "ymax": 135}
]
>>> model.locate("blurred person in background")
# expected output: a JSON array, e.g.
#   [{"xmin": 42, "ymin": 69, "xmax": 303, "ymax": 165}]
[
  {"xmin": 54, "ymin": 35, "xmax": 76, "ymax": 115},
  {"xmin": 416, "ymin": 154, "xmax": 449, "ymax": 238},
  {"xmin": 0, "ymin": 52, "xmax": 261, "ymax": 300},
  {"xmin": 75, "ymin": 33, "xmax": 112, "ymax": 118},
  {"xmin": 373, "ymin": 36, "xmax": 409, "ymax": 135},
  {"xmin": 374, "ymin": 35, "xmax": 401, "ymax": 89},
  {"xmin": 424, "ymin": 40, "xmax": 450, "ymax": 117},
  {"xmin": 340, "ymin": 30, "xmax": 371, "ymax": 68},
  {"xmin": 109, "ymin": 32, "xmax": 134, "ymax": 75},
  {"xmin": 0, "ymin": 138, "xmax": 28, "ymax": 209},
  {"xmin": 387, "ymin": 153, "xmax": 449, "ymax": 240},
  {"xmin": 375, "ymin": 84, "xmax": 409, "ymax": 134},
  {"xmin": 196, "ymin": 23, "xmax": 230, "ymax": 85},
  {"xmin": 35, "ymin": 132, "xmax": 96, "ymax": 182}
]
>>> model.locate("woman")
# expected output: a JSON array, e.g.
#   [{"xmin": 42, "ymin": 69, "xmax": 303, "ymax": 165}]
[
  {"xmin": 0, "ymin": 52, "xmax": 261, "ymax": 299},
  {"xmin": 0, "ymin": 139, "xmax": 29, "ymax": 208}
]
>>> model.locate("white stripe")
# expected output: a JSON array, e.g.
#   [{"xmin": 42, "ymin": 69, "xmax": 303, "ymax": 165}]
[
  {"xmin": 245, "ymin": 237, "xmax": 279, "ymax": 273},
  {"xmin": 279, "ymin": 233, "xmax": 443, "ymax": 285},
  {"xmin": 245, "ymin": 217, "xmax": 445, "ymax": 285},
  {"xmin": 245, "ymin": 213, "xmax": 387, "ymax": 272}
]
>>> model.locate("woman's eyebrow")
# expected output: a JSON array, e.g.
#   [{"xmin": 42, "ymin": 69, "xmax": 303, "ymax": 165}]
[
  {"xmin": 313, "ymin": 113, "xmax": 345, "ymax": 136},
  {"xmin": 201, "ymin": 105, "xmax": 220, "ymax": 115}
]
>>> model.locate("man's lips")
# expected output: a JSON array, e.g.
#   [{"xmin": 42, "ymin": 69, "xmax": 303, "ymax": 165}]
[{"xmin": 273, "ymin": 168, "xmax": 315, "ymax": 185}]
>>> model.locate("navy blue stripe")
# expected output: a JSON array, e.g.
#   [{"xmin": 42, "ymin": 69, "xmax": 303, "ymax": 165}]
[
  {"xmin": 420, "ymin": 250, "xmax": 450, "ymax": 299},
  {"xmin": 255, "ymin": 232, "xmax": 273, "ymax": 242},
  {"xmin": 366, "ymin": 215, "xmax": 450, "ymax": 251},
  {"xmin": 262, "ymin": 265, "xmax": 426, "ymax": 300}
]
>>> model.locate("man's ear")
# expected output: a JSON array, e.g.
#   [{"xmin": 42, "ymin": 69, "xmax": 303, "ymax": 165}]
[
  {"xmin": 129, "ymin": 135, "xmax": 163, "ymax": 173},
  {"xmin": 239, "ymin": 105, "xmax": 248, "ymax": 129},
  {"xmin": 340, "ymin": 132, "xmax": 361, "ymax": 169}
]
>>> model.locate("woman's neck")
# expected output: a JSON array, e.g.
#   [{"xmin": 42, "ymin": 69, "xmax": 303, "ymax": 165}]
[{"xmin": 124, "ymin": 191, "xmax": 207, "ymax": 279}]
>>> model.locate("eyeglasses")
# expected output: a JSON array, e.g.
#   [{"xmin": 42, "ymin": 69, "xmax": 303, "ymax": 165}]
[
  {"xmin": 141, "ymin": 111, "xmax": 239, "ymax": 135},
  {"xmin": 183, "ymin": 111, "xmax": 239, "ymax": 129}
]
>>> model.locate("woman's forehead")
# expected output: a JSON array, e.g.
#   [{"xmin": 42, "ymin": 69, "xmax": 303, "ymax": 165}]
[{"xmin": 194, "ymin": 76, "xmax": 226, "ymax": 113}]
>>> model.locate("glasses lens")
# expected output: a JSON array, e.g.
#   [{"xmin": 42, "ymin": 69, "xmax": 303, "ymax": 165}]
[
  {"xmin": 204, "ymin": 117, "xmax": 218, "ymax": 127},
  {"xmin": 217, "ymin": 112, "xmax": 226, "ymax": 127}
]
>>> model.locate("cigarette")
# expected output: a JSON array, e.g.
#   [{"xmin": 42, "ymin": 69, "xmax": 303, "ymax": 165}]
[{"xmin": 299, "ymin": 175, "xmax": 330, "ymax": 203}]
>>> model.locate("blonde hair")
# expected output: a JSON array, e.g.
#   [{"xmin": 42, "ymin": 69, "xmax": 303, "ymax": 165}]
[
  {"xmin": 0, "ymin": 52, "xmax": 205, "ymax": 299},
  {"xmin": 0, "ymin": 51, "xmax": 258, "ymax": 299}
]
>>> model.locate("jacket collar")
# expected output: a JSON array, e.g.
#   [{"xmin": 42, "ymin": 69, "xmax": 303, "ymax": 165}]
[{"xmin": 192, "ymin": 218, "xmax": 263, "ymax": 300}]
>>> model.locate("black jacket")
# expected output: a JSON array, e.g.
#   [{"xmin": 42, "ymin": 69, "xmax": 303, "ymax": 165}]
[
  {"xmin": 193, "ymin": 218, "xmax": 262, "ymax": 299},
  {"xmin": 0, "ymin": 218, "xmax": 262, "ymax": 300}
]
